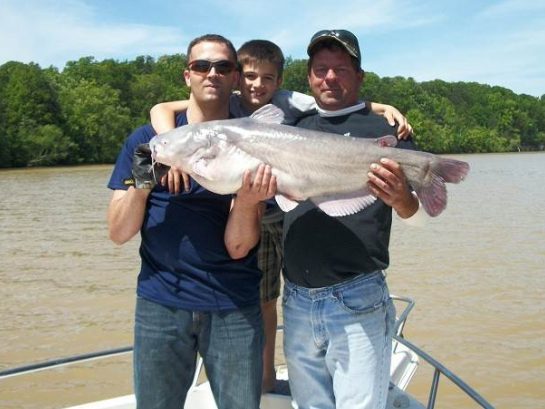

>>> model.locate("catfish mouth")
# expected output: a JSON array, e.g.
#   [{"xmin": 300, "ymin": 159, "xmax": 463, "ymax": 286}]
[
  {"xmin": 148, "ymin": 123, "xmax": 218, "ymax": 174},
  {"xmin": 149, "ymin": 139, "xmax": 160, "ymax": 161},
  {"xmin": 149, "ymin": 133, "xmax": 207, "ymax": 171},
  {"xmin": 149, "ymin": 137, "xmax": 173, "ymax": 167}
]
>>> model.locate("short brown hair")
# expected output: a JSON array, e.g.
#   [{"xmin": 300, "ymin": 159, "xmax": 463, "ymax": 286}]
[
  {"xmin": 187, "ymin": 34, "xmax": 238, "ymax": 64},
  {"xmin": 237, "ymin": 40, "xmax": 285, "ymax": 78}
]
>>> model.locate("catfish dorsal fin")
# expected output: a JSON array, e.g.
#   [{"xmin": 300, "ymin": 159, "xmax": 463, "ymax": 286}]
[
  {"xmin": 375, "ymin": 135, "xmax": 398, "ymax": 148},
  {"xmin": 249, "ymin": 104, "xmax": 285, "ymax": 124}
]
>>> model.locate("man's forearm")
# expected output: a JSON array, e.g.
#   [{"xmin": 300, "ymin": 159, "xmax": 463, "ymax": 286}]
[
  {"xmin": 394, "ymin": 191, "xmax": 420, "ymax": 219},
  {"xmin": 107, "ymin": 187, "xmax": 150, "ymax": 245},
  {"xmin": 224, "ymin": 197, "xmax": 264, "ymax": 259}
]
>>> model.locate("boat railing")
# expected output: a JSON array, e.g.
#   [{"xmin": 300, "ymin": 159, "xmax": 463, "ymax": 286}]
[
  {"xmin": 393, "ymin": 335, "xmax": 494, "ymax": 409},
  {"xmin": 0, "ymin": 346, "xmax": 133, "ymax": 380},
  {"xmin": 391, "ymin": 294, "xmax": 415, "ymax": 337},
  {"xmin": 390, "ymin": 295, "xmax": 494, "ymax": 409}
]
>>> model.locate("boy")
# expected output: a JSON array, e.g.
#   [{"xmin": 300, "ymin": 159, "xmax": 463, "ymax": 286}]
[{"xmin": 149, "ymin": 39, "xmax": 412, "ymax": 393}]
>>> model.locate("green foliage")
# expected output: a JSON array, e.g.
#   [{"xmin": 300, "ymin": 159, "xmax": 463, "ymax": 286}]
[
  {"xmin": 58, "ymin": 78, "xmax": 132, "ymax": 163},
  {"xmin": 282, "ymin": 58, "xmax": 310, "ymax": 94},
  {"xmin": 128, "ymin": 54, "xmax": 189, "ymax": 125},
  {"xmin": 0, "ymin": 61, "xmax": 63, "ymax": 167},
  {"xmin": 0, "ymin": 54, "xmax": 543, "ymax": 168},
  {"xmin": 21, "ymin": 124, "xmax": 77, "ymax": 166}
]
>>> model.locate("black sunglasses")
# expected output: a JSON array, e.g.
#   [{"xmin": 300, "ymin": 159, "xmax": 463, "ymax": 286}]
[{"xmin": 188, "ymin": 59, "xmax": 238, "ymax": 75}]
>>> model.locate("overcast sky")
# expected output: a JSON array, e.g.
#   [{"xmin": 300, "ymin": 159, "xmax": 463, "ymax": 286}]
[{"xmin": 1, "ymin": 0, "xmax": 544, "ymax": 97}]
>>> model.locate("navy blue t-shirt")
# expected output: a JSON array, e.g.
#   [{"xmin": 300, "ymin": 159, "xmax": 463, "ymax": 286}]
[{"xmin": 108, "ymin": 114, "xmax": 261, "ymax": 310}]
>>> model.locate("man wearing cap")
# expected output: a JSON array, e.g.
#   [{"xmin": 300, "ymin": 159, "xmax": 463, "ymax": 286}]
[{"xmin": 281, "ymin": 29, "xmax": 419, "ymax": 409}]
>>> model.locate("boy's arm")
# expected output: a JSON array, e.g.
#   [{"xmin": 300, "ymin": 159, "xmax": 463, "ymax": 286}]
[
  {"xmin": 273, "ymin": 90, "xmax": 413, "ymax": 138},
  {"xmin": 271, "ymin": 90, "xmax": 316, "ymax": 124},
  {"xmin": 150, "ymin": 100, "xmax": 189, "ymax": 134},
  {"xmin": 149, "ymin": 100, "xmax": 191, "ymax": 193},
  {"xmin": 367, "ymin": 101, "xmax": 413, "ymax": 139}
]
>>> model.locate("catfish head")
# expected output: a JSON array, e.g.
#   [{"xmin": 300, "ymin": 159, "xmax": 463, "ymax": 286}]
[{"xmin": 149, "ymin": 124, "xmax": 220, "ymax": 173}]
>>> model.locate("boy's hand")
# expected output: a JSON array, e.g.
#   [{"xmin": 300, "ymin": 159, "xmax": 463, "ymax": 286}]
[
  {"xmin": 384, "ymin": 110, "xmax": 413, "ymax": 139},
  {"xmin": 368, "ymin": 102, "xmax": 413, "ymax": 139},
  {"xmin": 160, "ymin": 166, "xmax": 191, "ymax": 194}
]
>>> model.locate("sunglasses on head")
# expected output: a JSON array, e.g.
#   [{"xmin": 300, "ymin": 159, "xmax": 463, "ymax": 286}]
[{"xmin": 188, "ymin": 59, "xmax": 238, "ymax": 75}]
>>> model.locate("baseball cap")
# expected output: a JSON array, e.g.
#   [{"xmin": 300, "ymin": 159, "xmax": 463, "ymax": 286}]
[{"xmin": 307, "ymin": 29, "xmax": 361, "ymax": 65}]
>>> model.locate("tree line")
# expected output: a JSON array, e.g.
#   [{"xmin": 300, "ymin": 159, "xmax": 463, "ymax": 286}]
[{"xmin": 1, "ymin": 55, "xmax": 544, "ymax": 168}]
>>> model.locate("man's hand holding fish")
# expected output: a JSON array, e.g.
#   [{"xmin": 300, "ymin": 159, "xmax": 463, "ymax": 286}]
[{"xmin": 224, "ymin": 163, "xmax": 277, "ymax": 260}]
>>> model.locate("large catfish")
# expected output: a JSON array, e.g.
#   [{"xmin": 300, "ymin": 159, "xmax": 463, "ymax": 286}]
[{"xmin": 149, "ymin": 104, "xmax": 469, "ymax": 217}]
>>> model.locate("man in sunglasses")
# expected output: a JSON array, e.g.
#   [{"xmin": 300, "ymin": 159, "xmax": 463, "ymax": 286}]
[
  {"xmin": 281, "ymin": 29, "xmax": 420, "ymax": 409},
  {"xmin": 107, "ymin": 34, "xmax": 273, "ymax": 409}
]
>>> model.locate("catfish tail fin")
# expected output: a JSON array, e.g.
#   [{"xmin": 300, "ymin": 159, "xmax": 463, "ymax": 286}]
[
  {"xmin": 436, "ymin": 158, "xmax": 470, "ymax": 183},
  {"xmin": 416, "ymin": 158, "xmax": 469, "ymax": 217}
]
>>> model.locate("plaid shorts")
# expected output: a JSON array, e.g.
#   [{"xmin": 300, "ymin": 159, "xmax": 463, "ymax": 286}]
[{"xmin": 258, "ymin": 219, "xmax": 283, "ymax": 303}]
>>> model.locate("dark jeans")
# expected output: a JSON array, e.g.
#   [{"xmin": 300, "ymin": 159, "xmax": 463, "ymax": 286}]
[{"xmin": 133, "ymin": 297, "xmax": 264, "ymax": 409}]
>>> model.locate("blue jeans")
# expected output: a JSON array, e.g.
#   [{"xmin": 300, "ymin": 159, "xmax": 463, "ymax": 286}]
[
  {"xmin": 133, "ymin": 297, "xmax": 264, "ymax": 409},
  {"xmin": 282, "ymin": 271, "xmax": 395, "ymax": 409}
]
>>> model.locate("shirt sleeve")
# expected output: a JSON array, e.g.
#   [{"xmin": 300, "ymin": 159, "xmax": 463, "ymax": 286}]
[
  {"xmin": 272, "ymin": 89, "xmax": 317, "ymax": 125},
  {"xmin": 229, "ymin": 93, "xmax": 248, "ymax": 118}
]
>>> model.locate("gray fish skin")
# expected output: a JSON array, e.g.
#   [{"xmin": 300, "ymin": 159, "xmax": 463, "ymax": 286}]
[{"xmin": 149, "ymin": 105, "xmax": 469, "ymax": 217}]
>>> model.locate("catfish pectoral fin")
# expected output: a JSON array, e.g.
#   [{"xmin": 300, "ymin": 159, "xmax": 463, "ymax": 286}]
[
  {"xmin": 275, "ymin": 194, "xmax": 300, "ymax": 213},
  {"xmin": 312, "ymin": 190, "xmax": 377, "ymax": 217}
]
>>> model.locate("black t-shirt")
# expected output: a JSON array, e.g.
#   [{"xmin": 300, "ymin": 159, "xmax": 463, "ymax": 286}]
[{"xmin": 282, "ymin": 107, "xmax": 416, "ymax": 288}]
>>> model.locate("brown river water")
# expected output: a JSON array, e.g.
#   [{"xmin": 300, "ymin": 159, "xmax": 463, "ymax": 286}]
[{"xmin": 1, "ymin": 152, "xmax": 544, "ymax": 408}]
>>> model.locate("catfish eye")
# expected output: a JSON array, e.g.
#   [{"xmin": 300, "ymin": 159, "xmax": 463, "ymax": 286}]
[{"xmin": 199, "ymin": 129, "xmax": 216, "ymax": 149}]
